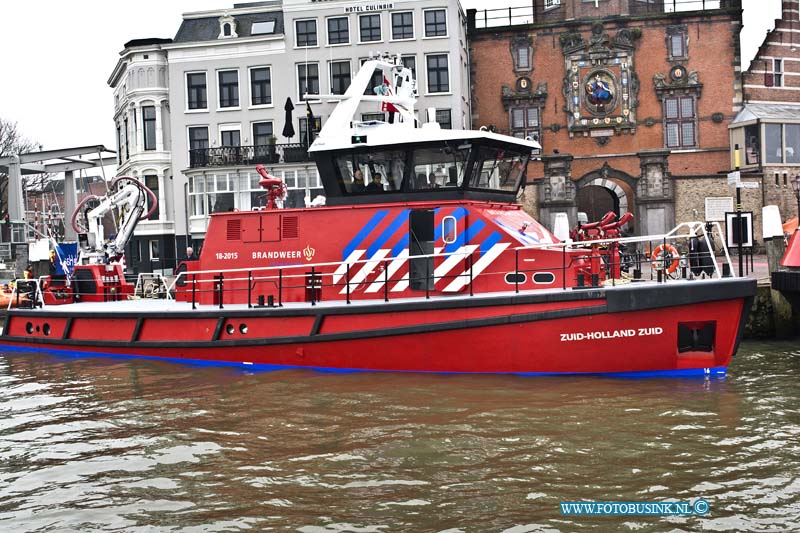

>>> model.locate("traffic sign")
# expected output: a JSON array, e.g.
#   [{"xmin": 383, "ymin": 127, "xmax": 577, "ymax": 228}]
[
  {"xmin": 727, "ymin": 171, "xmax": 741, "ymax": 185},
  {"xmin": 740, "ymin": 181, "xmax": 760, "ymax": 189}
]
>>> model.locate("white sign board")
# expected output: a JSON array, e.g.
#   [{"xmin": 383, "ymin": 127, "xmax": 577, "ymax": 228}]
[
  {"xmin": 705, "ymin": 197, "xmax": 734, "ymax": 222},
  {"xmin": 740, "ymin": 181, "xmax": 760, "ymax": 189},
  {"xmin": 727, "ymin": 171, "xmax": 741, "ymax": 185}
]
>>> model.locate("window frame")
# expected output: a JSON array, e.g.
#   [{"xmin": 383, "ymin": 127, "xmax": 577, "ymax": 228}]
[
  {"xmin": 249, "ymin": 66, "xmax": 272, "ymax": 108},
  {"xmin": 435, "ymin": 109, "xmax": 452, "ymax": 129},
  {"xmin": 774, "ymin": 59, "xmax": 783, "ymax": 87},
  {"xmin": 663, "ymin": 95, "xmax": 697, "ymax": 149},
  {"xmin": 390, "ymin": 10, "xmax": 414, "ymax": 41},
  {"xmin": 297, "ymin": 62, "xmax": 321, "ymax": 101},
  {"xmin": 544, "ymin": 0, "xmax": 561, "ymax": 10},
  {"xmin": 329, "ymin": 60, "xmax": 352, "ymax": 96},
  {"xmin": 326, "ymin": 16, "xmax": 350, "ymax": 46},
  {"xmin": 219, "ymin": 123, "xmax": 242, "ymax": 148},
  {"xmin": 295, "ymin": 18, "xmax": 318, "ymax": 48},
  {"xmin": 425, "ymin": 53, "xmax": 450, "ymax": 95},
  {"xmin": 509, "ymin": 106, "xmax": 542, "ymax": 153},
  {"xmin": 252, "ymin": 121, "xmax": 274, "ymax": 146},
  {"xmin": 186, "ymin": 71, "xmax": 208, "ymax": 112},
  {"xmin": 142, "ymin": 105, "xmax": 157, "ymax": 151},
  {"xmin": 423, "ymin": 8, "xmax": 448, "ymax": 38},
  {"xmin": 359, "ymin": 13, "xmax": 382, "ymax": 43},
  {"xmin": 217, "ymin": 69, "xmax": 240, "ymax": 110}
]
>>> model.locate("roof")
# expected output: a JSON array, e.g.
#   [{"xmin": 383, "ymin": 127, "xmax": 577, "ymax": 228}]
[
  {"xmin": 173, "ymin": 11, "xmax": 283, "ymax": 43},
  {"xmin": 731, "ymin": 103, "xmax": 800, "ymax": 125},
  {"xmin": 123, "ymin": 38, "xmax": 173, "ymax": 48}
]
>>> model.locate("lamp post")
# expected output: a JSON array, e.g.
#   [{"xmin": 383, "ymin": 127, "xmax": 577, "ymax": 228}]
[
  {"xmin": 734, "ymin": 144, "xmax": 743, "ymax": 277},
  {"xmin": 793, "ymin": 175, "xmax": 800, "ymax": 218}
]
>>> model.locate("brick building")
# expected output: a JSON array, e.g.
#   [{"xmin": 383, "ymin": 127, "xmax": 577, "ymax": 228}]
[
  {"xmin": 731, "ymin": 0, "xmax": 800, "ymax": 221},
  {"xmin": 468, "ymin": 0, "xmax": 749, "ymax": 238}
]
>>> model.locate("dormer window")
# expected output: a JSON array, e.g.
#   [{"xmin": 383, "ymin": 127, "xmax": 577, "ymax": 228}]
[
  {"xmin": 218, "ymin": 14, "xmax": 238, "ymax": 39},
  {"xmin": 252, "ymin": 20, "xmax": 276, "ymax": 35}
]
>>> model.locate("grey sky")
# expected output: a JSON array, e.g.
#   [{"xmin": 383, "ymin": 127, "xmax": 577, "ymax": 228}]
[{"xmin": 0, "ymin": 0, "xmax": 782, "ymax": 156}]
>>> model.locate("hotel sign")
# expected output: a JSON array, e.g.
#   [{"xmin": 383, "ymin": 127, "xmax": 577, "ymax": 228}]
[{"xmin": 309, "ymin": 1, "xmax": 395, "ymax": 12}]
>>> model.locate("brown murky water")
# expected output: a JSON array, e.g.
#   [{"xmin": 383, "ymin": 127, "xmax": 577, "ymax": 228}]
[{"xmin": 0, "ymin": 341, "xmax": 798, "ymax": 531}]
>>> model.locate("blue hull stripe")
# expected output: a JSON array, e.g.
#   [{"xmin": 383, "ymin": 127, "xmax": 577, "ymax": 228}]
[
  {"xmin": 367, "ymin": 209, "xmax": 409, "ymax": 259},
  {"xmin": 445, "ymin": 219, "xmax": 486, "ymax": 254},
  {"xmin": 480, "ymin": 231, "xmax": 504, "ymax": 256},
  {"xmin": 343, "ymin": 209, "xmax": 390, "ymax": 260},
  {"xmin": 0, "ymin": 344, "xmax": 728, "ymax": 379}
]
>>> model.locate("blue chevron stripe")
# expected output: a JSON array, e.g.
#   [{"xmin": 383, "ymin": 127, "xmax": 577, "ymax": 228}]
[
  {"xmin": 480, "ymin": 231, "xmax": 504, "ymax": 256},
  {"xmin": 434, "ymin": 206, "xmax": 467, "ymax": 242},
  {"xmin": 342, "ymin": 209, "xmax": 390, "ymax": 260},
  {"xmin": 444, "ymin": 219, "xmax": 485, "ymax": 254},
  {"xmin": 367, "ymin": 210, "xmax": 410, "ymax": 259}
]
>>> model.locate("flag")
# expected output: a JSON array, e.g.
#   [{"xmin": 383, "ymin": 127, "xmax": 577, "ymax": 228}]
[
  {"xmin": 380, "ymin": 76, "xmax": 398, "ymax": 114},
  {"xmin": 305, "ymin": 100, "xmax": 315, "ymax": 145}
]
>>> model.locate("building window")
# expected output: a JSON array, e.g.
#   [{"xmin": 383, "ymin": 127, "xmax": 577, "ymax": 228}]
[
  {"xmin": 149, "ymin": 240, "xmax": 160, "ymax": 261},
  {"xmin": 435, "ymin": 109, "xmax": 452, "ymax": 129},
  {"xmin": 667, "ymin": 27, "xmax": 688, "ymax": 60},
  {"xmin": 253, "ymin": 122, "xmax": 273, "ymax": 146},
  {"xmin": 220, "ymin": 127, "xmax": 241, "ymax": 147},
  {"xmin": 188, "ymin": 126, "xmax": 209, "ymax": 167},
  {"xmin": 123, "ymin": 117, "xmax": 129, "ymax": 160},
  {"xmin": 330, "ymin": 61, "xmax": 351, "ymax": 95},
  {"xmin": 360, "ymin": 14, "xmax": 381, "ymax": 42},
  {"xmin": 187, "ymin": 72, "xmax": 207, "ymax": 110},
  {"xmin": 327, "ymin": 17, "xmax": 349, "ymax": 45},
  {"xmin": 510, "ymin": 107, "xmax": 541, "ymax": 150},
  {"xmin": 251, "ymin": 20, "xmax": 275, "ymax": 35},
  {"xmin": 786, "ymin": 124, "xmax": 800, "ymax": 163},
  {"xmin": 296, "ymin": 19, "xmax": 317, "ymax": 47},
  {"xmin": 218, "ymin": 70, "xmax": 239, "ymax": 108},
  {"xmin": 424, "ymin": 9, "xmax": 447, "ymax": 37},
  {"xmin": 774, "ymin": 59, "xmax": 783, "ymax": 87},
  {"xmin": 426, "ymin": 54, "xmax": 449, "ymax": 93},
  {"xmin": 361, "ymin": 59, "xmax": 384, "ymax": 95},
  {"xmin": 513, "ymin": 44, "xmax": 531, "ymax": 71},
  {"xmin": 298, "ymin": 63, "xmax": 320, "ymax": 100},
  {"xmin": 401, "ymin": 55, "xmax": 416, "ymax": 78},
  {"xmin": 144, "ymin": 175, "xmax": 160, "ymax": 220},
  {"xmin": 223, "ymin": 23, "xmax": 231, "ymax": 37},
  {"xmin": 544, "ymin": 0, "xmax": 561, "ymax": 9},
  {"xmin": 250, "ymin": 67, "xmax": 272, "ymax": 106},
  {"xmin": 299, "ymin": 117, "xmax": 322, "ymax": 146},
  {"xmin": 143, "ymin": 106, "xmax": 156, "ymax": 151},
  {"xmin": 664, "ymin": 96, "xmax": 696, "ymax": 148},
  {"xmin": 117, "ymin": 125, "xmax": 123, "ymax": 164},
  {"xmin": 391, "ymin": 11, "xmax": 413, "ymax": 40}
]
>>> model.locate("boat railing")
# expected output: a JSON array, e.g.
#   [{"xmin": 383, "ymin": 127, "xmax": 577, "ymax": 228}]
[
  {"xmin": 5, "ymin": 277, "xmax": 47, "ymax": 310},
  {"xmin": 134, "ymin": 272, "xmax": 172, "ymax": 300},
  {"xmin": 163, "ymin": 220, "xmax": 736, "ymax": 309}
]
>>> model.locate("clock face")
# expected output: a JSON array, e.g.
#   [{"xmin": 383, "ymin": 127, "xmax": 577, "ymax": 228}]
[{"xmin": 517, "ymin": 76, "xmax": 532, "ymax": 92}]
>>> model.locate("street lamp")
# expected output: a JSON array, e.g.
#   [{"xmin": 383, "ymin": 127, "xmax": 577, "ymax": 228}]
[{"xmin": 793, "ymin": 175, "xmax": 800, "ymax": 218}]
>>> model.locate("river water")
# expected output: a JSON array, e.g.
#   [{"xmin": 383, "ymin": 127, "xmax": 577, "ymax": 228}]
[{"xmin": 0, "ymin": 341, "xmax": 798, "ymax": 532}]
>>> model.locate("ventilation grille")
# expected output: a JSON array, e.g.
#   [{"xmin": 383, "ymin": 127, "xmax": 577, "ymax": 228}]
[
  {"xmin": 282, "ymin": 216, "xmax": 298, "ymax": 239},
  {"xmin": 226, "ymin": 219, "xmax": 241, "ymax": 240}
]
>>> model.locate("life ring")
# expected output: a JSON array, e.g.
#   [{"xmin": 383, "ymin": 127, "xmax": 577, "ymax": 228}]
[{"xmin": 651, "ymin": 243, "xmax": 680, "ymax": 273}]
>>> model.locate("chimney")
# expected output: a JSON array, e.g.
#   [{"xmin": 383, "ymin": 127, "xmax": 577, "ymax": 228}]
[{"xmin": 783, "ymin": 1, "xmax": 799, "ymax": 21}]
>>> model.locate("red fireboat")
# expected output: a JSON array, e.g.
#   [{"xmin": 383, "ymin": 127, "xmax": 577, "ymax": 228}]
[{"xmin": 0, "ymin": 55, "xmax": 755, "ymax": 376}]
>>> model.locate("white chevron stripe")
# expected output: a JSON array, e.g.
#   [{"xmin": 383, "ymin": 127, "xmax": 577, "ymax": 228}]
[
  {"xmin": 339, "ymin": 248, "xmax": 390, "ymax": 294},
  {"xmin": 365, "ymin": 249, "xmax": 409, "ymax": 293},
  {"xmin": 332, "ymin": 249, "xmax": 365, "ymax": 285},
  {"xmin": 434, "ymin": 245, "xmax": 479, "ymax": 289},
  {"xmin": 443, "ymin": 243, "xmax": 510, "ymax": 292},
  {"xmin": 391, "ymin": 246, "xmax": 442, "ymax": 292}
]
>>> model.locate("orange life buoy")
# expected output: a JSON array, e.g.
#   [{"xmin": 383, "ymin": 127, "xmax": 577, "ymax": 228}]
[{"xmin": 651, "ymin": 243, "xmax": 680, "ymax": 273}]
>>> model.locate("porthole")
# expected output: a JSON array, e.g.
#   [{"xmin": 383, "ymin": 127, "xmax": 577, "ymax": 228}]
[
  {"xmin": 239, "ymin": 323, "xmax": 248, "ymax": 334},
  {"xmin": 533, "ymin": 272, "xmax": 556, "ymax": 284},
  {"xmin": 43, "ymin": 323, "xmax": 51, "ymax": 336},
  {"xmin": 25, "ymin": 322, "xmax": 33, "ymax": 334},
  {"xmin": 505, "ymin": 272, "xmax": 526, "ymax": 284},
  {"xmin": 226, "ymin": 324, "xmax": 235, "ymax": 335}
]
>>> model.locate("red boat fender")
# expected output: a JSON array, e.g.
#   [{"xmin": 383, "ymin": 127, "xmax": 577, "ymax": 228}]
[{"xmin": 651, "ymin": 243, "xmax": 680, "ymax": 273}]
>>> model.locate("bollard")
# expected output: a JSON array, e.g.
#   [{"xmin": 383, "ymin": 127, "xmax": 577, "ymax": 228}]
[{"xmin": 267, "ymin": 295, "xmax": 274, "ymax": 307}]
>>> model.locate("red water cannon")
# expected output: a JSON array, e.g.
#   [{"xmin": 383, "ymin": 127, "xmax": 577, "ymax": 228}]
[{"xmin": 255, "ymin": 164, "xmax": 287, "ymax": 209}]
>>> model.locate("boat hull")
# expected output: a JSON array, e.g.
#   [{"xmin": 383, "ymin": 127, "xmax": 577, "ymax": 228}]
[{"xmin": 0, "ymin": 278, "xmax": 755, "ymax": 376}]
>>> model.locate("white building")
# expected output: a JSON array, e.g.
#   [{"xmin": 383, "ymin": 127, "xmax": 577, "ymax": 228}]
[{"xmin": 110, "ymin": 0, "xmax": 470, "ymax": 274}]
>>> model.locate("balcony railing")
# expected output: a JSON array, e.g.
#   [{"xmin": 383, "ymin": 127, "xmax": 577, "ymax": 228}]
[{"xmin": 189, "ymin": 143, "xmax": 312, "ymax": 169}]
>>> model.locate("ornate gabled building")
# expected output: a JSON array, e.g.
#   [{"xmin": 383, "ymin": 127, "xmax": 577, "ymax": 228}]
[{"xmin": 468, "ymin": 0, "xmax": 753, "ymax": 239}]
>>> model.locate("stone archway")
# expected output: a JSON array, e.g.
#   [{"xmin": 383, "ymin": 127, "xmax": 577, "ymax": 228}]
[{"xmin": 575, "ymin": 163, "xmax": 636, "ymax": 230}]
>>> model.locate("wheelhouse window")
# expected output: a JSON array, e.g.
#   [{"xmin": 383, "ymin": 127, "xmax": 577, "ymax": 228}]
[
  {"xmin": 329, "ymin": 60, "xmax": 351, "ymax": 95},
  {"xmin": 218, "ymin": 70, "xmax": 239, "ymax": 108},
  {"xmin": 298, "ymin": 63, "xmax": 320, "ymax": 100},
  {"xmin": 426, "ymin": 54, "xmax": 449, "ymax": 94},
  {"xmin": 359, "ymin": 14, "xmax": 381, "ymax": 42},
  {"xmin": 410, "ymin": 144, "xmax": 469, "ymax": 190},
  {"xmin": 327, "ymin": 17, "xmax": 349, "ymax": 45},
  {"xmin": 250, "ymin": 67, "xmax": 271, "ymax": 106},
  {"xmin": 143, "ymin": 106, "xmax": 156, "ymax": 151},
  {"xmin": 187, "ymin": 72, "xmax": 207, "ymax": 110},
  {"xmin": 664, "ymin": 95, "xmax": 696, "ymax": 148},
  {"xmin": 424, "ymin": 9, "xmax": 447, "ymax": 37},
  {"xmin": 296, "ymin": 19, "xmax": 317, "ymax": 47},
  {"xmin": 335, "ymin": 149, "xmax": 407, "ymax": 194},
  {"xmin": 391, "ymin": 11, "xmax": 413, "ymax": 40},
  {"xmin": 468, "ymin": 145, "xmax": 528, "ymax": 193}
]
